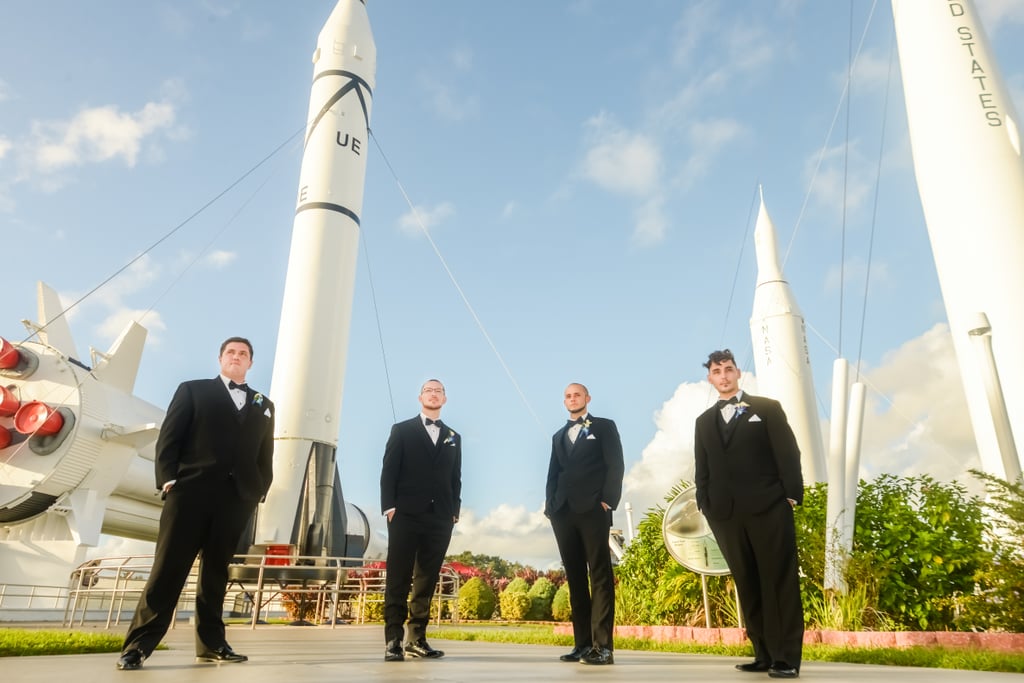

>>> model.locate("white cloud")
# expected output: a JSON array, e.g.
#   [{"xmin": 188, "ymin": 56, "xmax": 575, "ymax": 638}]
[
  {"xmin": 0, "ymin": 79, "xmax": 10, "ymax": 102},
  {"xmin": 620, "ymin": 324, "xmax": 978, "ymax": 541},
  {"xmin": 203, "ymin": 250, "xmax": 238, "ymax": 269},
  {"xmin": 26, "ymin": 102, "xmax": 176, "ymax": 174},
  {"xmin": 447, "ymin": 504, "xmax": 561, "ymax": 569},
  {"xmin": 500, "ymin": 201, "xmax": 518, "ymax": 219},
  {"xmin": 59, "ymin": 254, "xmax": 168, "ymax": 346},
  {"xmin": 977, "ymin": 0, "xmax": 1024, "ymax": 29},
  {"xmin": 580, "ymin": 113, "xmax": 662, "ymax": 197},
  {"xmin": 823, "ymin": 256, "xmax": 892, "ymax": 294},
  {"xmin": 97, "ymin": 307, "xmax": 167, "ymax": 345},
  {"xmin": 854, "ymin": 323, "xmax": 979, "ymax": 483},
  {"xmin": 675, "ymin": 117, "xmax": 744, "ymax": 190},
  {"xmin": 450, "ymin": 47, "xmax": 473, "ymax": 72},
  {"xmin": 0, "ymin": 136, "xmax": 11, "ymax": 159},
  {"xmin": 631, "ymin": 196, "xmax": 668, "ymax": 247},
  {"xmin": 803, "ymin": 141, "xmax": 874, "ymax": 213},
  {"xmin": 398, "ymin": 201, "xmax": 456, "ymax": 236}
]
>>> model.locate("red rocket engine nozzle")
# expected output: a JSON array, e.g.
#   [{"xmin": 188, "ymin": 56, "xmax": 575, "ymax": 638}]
[
  {"xmin": 13, "ymin": 400, "xmax": 65, "ymax": 436},
  {"xmin": 0, "ymin": 426, "xmax": 11, "ymax": 449},
  {"xmin": 0, "ymin": 338, "xmax": 21, "ymax": 369},
  {"xmin": 0, "ymin": 385, "xmax": 20, "ymax": 417}
]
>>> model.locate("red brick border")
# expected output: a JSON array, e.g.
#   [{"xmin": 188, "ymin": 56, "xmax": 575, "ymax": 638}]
[{"xmin": 552, "ymin": 624, "xmax": 1024, "ymax": 653}]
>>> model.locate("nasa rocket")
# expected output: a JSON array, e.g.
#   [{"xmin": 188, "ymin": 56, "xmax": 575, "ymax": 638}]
[
  {"xmin": 256, "ymin": 0, "xmax": 383, "ymax": 556},
  {"xmin": 893, "ymin": 0, "xmax": 1024, "ymax": 480},
  {"xmin": 749, "ymin": 191, "xmax": 827, "ymax": 484},
  {"xmin": 0, "ymin": 283, "xmax": 164, "ymax": 587}
]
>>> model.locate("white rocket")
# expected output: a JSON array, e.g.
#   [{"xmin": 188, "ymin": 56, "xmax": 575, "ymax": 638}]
[
  {"xmin": 0, "ymin": 283, "xmax": 164, "ymax": 588},
  {"xmin": 893, "ymin": 0, "xmax": 1024, "ymax": 481},
  {"xmin": 0, "ymin": 1, "xmax": 384, "ymax": 592},
  {"xmin": 256, "ymin": 0, "xmax": 384, "ymax": 555},
  {"xmin": 749, "ymin": 190, "xmax": 827, "ymax": 484}
]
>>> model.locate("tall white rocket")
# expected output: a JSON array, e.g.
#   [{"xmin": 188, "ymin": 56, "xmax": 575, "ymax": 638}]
[
  {"xmin": 749, "ymin": 191, "xmax": 827, "ymax": 484},
  {"xmin": 257, "ymin": 0, "xmax": 376, "ymax": 547},
  {"xmin": 893, "ymin": 0, "xmax": 1024, "ymax": 480}
]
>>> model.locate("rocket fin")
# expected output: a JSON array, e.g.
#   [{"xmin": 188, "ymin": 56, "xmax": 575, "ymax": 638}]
[
  {"xmin": 100, "ymin": 423, "xmax": 160, "ymax": 450},
  {"xmin": 26, "ymin": 282, "xmax": 79, "ymax": 359},
  {"xmin": 91, "ymin": 321, "xmax": 148, "ymax": 393}
]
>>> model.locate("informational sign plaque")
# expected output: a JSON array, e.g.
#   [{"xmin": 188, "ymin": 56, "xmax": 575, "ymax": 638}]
[{"xmin": 661, "ymin": 486, "xmax": 730, "ymax": 576}]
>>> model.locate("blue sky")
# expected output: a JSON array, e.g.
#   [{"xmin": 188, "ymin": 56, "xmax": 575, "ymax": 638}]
[{"xmin": 2, "ymin": 1, "xmax": 1023, "ymax": 568}]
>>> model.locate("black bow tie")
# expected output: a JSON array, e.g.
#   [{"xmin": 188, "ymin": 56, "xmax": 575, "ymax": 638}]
[
  {"xmin": 425, "ymin": 418, "xmax": 441, "ymax": 427},
  {"xmin": 229, "ymin": 381, "xmax": 248, "ymax": 391},
  {"xmin": 716, "ymin": 396, "xmax": 739, "ymax": 409},
  {"xmin": 568, "ymin": 417, "xmax": 585, "ymax": 426}
]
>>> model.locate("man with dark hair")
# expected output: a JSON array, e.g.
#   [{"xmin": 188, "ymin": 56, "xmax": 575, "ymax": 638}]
[
  {"xmin": 545, "ymin": 383, "xmax": 624, "ymax": 666},
  {"xmin": 380, "ymin": 379, "xmax": 462, "ymax": 662},
  {"xmin": 694, "ymin": 349, "xmax": 804, "ymax": 679},
  {"xmin": 117, "ymin": 337, "xmax": 274, "ymax": 671}
]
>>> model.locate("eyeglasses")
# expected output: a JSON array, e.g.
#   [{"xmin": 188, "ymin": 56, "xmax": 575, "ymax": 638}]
[{"xmin": 421, "ymin": 387, "xmax": 445, "ymax": 394}]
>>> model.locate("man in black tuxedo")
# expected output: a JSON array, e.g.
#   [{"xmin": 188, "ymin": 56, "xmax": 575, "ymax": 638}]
[
  {"xmin": 694, "ymin": 349, "xmax": 804, "ymax": 679},
  {"xmin": 380, "ymin": 379, "xmax": 462, "ymax": 662},
  {"xmin": 545, "ymin": 382, "xmax": 624, "ymax": 666},
  {"xmin": 117, "ymin": 337, "xmax": 274, "ymax": 671}
]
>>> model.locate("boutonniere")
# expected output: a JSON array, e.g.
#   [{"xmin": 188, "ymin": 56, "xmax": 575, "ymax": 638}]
[
  {"xmin": 735, "ymin": 401, "xmax": 750, "ymax": 416},
  {"xmin": 253, "ymin": 393, "xmax": 264, "ymax": 407},
  {"xmin": 443, "ymin": 429, "xmax": 456, "ymax": 446},
  {"xmin": 580, "ymin": 419, "xmax": 592, "ymax": 438}
]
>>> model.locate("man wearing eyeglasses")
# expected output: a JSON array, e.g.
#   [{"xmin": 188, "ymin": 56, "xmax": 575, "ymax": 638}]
[{"xmin": 379, "ymin": 379, "xmax": 462, "ymax": 662}]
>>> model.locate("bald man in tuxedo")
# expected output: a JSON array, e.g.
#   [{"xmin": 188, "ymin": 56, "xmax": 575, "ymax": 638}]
[{"xmin": 545, "ymin": 382, "xmax": 623, "ymax": 666}]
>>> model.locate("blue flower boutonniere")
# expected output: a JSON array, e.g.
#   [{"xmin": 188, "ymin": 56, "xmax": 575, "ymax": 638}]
[
  {"xmin": 253, "ymin": 393, "xmax": 264, "ymax": 407},
  {"xmin": 443, "ymin": 429, "xmax": 456, "ymax": 446},
  {"xmin": 735, "ymin": 401, "xmax": 750, "ymax": 417},
  {"xmin": 580, "ymin": 418, "xmax": 592, "ymax": 438}
]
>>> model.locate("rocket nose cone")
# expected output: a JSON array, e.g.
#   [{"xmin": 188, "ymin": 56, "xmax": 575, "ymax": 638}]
[
  {"xmin": 317, "ymin": 0, "xmax": 377, "ymax": 85},
  {"xmin": 754, "ymin": 198, "xmax": 785, "ymax": 284}
]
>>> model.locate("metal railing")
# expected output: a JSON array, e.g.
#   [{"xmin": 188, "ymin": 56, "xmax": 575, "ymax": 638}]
[
  {"xmin": 60, "ymin": 553, "xmax": 460, "ymax": 630},
  {"xmin": 0, "ymin": 583, "xmax": 68, "ymax": 610}
]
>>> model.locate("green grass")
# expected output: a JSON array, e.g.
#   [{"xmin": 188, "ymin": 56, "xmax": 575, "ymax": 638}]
[
  {"xmin": 430, "ymin": 624, "xmax": 1024, "ymax": 674},
  {"xmin": 3, "ymin": 623, "xmax": 1023, "ymax": 673},
  {"xmin": 0, "ymin": 629, "xmax": 124, "ymax": 657}
]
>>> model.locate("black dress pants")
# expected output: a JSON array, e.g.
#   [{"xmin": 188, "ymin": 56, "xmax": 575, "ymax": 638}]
[
  {"xmin": 383, "ymin": 509, "xmax": 454, "ymax": 643},
  {"xmin": 121, "ymin": 481, "xmax": 255, "ymax": 656},
  {"xmin": 550, "ymin": 504, "xmax": 615, "ymax": 650}
]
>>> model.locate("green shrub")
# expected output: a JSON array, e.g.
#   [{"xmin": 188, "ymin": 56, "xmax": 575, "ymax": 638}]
[
  {"xmin": 551, "ymin": 582, "xmax": 572, "ymax": 621},
  {"xmin": 526, "ymin": 576, "xmax": 556, "ymax": 620},
  {"xmin": 851, "ymin": 474, "xmax": 989, "ymax": 630},
  {"xmin": 957, "ymin": 470, "xmax": 1024, "ymax": 631},
  {"xmin": 499, "ymin": 578, "xmax": 532, "ymax": 621},
  {"xmin": 458, "ymin": 576, "xmax": 497, "ymax": 620}
]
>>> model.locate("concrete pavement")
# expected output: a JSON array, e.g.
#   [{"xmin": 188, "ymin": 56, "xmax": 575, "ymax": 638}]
[{"xmin": 2, "ymin": 623, "xmax": 1021, "ymax": 682}]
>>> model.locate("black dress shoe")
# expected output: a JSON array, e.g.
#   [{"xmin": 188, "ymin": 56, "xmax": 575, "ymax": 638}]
[
  {"xmin": 116, "ymin": 649, "xmax": 144, "ymax": 670},
  {"xmin": 385, "ymin": 639, "xmax": 404, "ymax": 662},
  {"xmin": 559, "ymin": 645, "xmax": 591, "ymax": 662},
  {"xmin": 769, "ymin": 664, "xmax": 800, "ymax": 678},
  {"xmin": 196, "ymin": 645, "xmax": 248, "ymax": 663},
  {"xmin": 581, "ymin": 646, "xmax": 614, "ymax": 665},
  {"xmin": 736, "ymin": 660, "xmax": 772, "ymax": 672},
  {"xmin": 405, "ymin": 638, "xmax": 444, "ymax": 658}
]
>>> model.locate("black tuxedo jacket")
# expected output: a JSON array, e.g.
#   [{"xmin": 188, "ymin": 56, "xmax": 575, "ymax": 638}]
[
  {"xmin": 380, "ymin": 416, "xmax": 462, "ymax": 519},
  {"xmin": 155, "ymin": 377, "xmax": 275, "ymax": 502},
  {"xmin": 545, "ymin": 415, "xmax": 624, "ymax": 515},
  {"xmin": 694, "ymin": 393, "xmax": 802, "ymax": 521}
]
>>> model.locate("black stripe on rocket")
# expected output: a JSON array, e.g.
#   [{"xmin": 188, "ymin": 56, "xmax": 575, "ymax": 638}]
[{"xmin": 296, "ymin": 69, "xmax": 373, "ymax": 223}]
